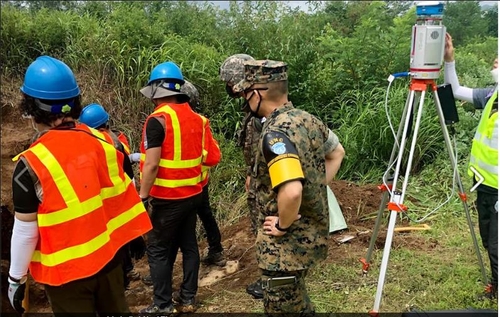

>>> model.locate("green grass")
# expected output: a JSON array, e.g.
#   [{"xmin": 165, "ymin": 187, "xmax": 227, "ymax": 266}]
[
  {"xmin": 196, "ymin": 157, "xmax": 498, "ymax": 314},
  {"xmin": 309, "ymin": 165, "xmax": 496, "ymax": 313},
  {"xmin": 196, "ymin": 141, "xmax": 498, "ymax": 313},
  {"xmin": 308, "ymin": 215, "xmax": 495, "ymax": 313}
]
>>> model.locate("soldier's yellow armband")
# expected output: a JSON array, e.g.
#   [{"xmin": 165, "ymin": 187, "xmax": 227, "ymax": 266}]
[{"xmin": 262, "ymin": 131, "xmax": 304, "ymax": 190}]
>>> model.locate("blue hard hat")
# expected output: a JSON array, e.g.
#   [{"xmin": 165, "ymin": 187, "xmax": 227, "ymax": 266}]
[
  {"xmin": 21, "ymin": 56, "xmax": 80, "ymax": 100},
  {"xmin": 79, "ymin": 103, "xmax": 109, "ymax": 128},
  {"xmin": 147, "ymin": 61, "xmax": 184, "ymax": 85}
]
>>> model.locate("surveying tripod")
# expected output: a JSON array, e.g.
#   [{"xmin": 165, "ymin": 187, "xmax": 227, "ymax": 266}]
[{"xmin": 358, "ymin": 78, "xmax": 488, "ymax": 315}]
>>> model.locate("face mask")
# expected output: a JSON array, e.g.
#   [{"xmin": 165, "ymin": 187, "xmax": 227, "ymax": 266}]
[
  {"xmin": 244, "ymin": 91, "xmax": 263, "ymax": 119},
  {"xmin": 242, "ymin": 91, "xmax": 254, "ymax": 114},
  {"xmin": 491, "ymin": 68, "xmax": 498, "ymax": 83},
  {"xmin": 246, "ymin": 88, "xmax": 268, "ymax": 119}
]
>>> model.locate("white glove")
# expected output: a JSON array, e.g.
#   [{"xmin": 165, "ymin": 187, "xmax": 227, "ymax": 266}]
[{"xmin": 129, "ymin": 153, "xmax": 141, "ymax": 163}]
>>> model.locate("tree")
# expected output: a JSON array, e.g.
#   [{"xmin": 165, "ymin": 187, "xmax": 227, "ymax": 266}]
[
  {"xmin": 443, "ymin": 1, "xmax": 489, "ymax": 46},
  {"xmin": 384, "ymin": 0, "xmax": 412, "ymax": 18},
  {"xmin": 76, "ymin": 1, "xmax": 112, "ymax": 21},
  {"xmin": 483, "ymin": 4, "xmax": 498, "ymax": 38}
]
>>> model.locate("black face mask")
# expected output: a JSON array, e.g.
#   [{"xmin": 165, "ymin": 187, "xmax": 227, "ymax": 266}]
[
  {"xmin": 240, "ymin": 98, "xmax": 249, "ymax": 112},
  {"xmin": 242, "ymin": 91, "xmax": 254, "ymax": 115},
  {"xmin": 244, "ymin": 88, "xmax": 268, "ymax": 119}
]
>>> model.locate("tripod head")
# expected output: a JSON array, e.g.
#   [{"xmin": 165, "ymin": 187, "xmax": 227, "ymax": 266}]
[{"xmin": 410, "ymin": 1, "xmax": 446, "ymax": 79}]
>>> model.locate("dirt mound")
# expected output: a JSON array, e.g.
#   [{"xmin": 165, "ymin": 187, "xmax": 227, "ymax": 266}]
[{"xmin": 1, "ymin": 79, "xmax": 33, "ymax": 260}]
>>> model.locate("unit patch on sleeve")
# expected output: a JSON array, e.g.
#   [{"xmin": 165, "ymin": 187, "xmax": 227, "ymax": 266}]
[{"xmin": 262, "ymin": 131, "xmax": 305, "ymax": 190}]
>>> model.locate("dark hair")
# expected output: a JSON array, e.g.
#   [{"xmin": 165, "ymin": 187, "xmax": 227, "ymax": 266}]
[
  {"xmin": 176, "ymin": 94, "xmax": 190, "ymax": 104},
  {"xmin": 96, "ymin": 123, "xmax": 109, "ymax": 130},
  {"xmin": 262, "ymin": 80, "xmax": 288, "ymax": 100},
  {"xmin": 20, "ymin": 94, "xmax": 82, "ymax": 126}
]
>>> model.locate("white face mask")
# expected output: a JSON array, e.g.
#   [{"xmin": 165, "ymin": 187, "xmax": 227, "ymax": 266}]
[{"xmin": 491, "ymin": 68, "xmax": 498, "ymax": 83}]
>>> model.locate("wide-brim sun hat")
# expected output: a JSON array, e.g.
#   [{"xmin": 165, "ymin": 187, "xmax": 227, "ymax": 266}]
[{"xmin": 140, "ymin": 81, "xmax": 188, "ymax": 99}]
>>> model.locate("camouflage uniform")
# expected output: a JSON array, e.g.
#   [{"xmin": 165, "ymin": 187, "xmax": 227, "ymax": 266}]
[
  {"xmin": 240, "ymin": 113, "xmax": 261, "ymax": 235},
  {"xmin": 234, "ymin": 60, "xmax": 331, "ymax": 314},
  {"xmin": 220, "ymin": 54, "xmax": 261, "ymax": 235}
]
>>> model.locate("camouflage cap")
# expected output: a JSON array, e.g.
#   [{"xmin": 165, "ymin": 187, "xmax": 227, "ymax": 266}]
[
  {"xmin": 219, "ymin": 54, "xmax": 255, "ymax": 85},
  {"xmin": 180, "ymin": 80, "xmax": 200, "ymax": 108},
  {"xmin": 232, "ymin": 60, "xmax": 288, "ymax": 93}
]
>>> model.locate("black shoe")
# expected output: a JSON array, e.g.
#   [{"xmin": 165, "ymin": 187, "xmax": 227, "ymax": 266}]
[
  {"xmin": 201, "ymin": 251, "xmax": 227, "ymax": 267},
  {"xmin": 140, "ymin": 303, "xmax": 177, "ymax": 314},
  {"xmin": 246, "ymin": 279, "xmax": 264, "ymax": 299},
  {"xmin": 142, "ymin": 274, "xmax": 153, "ymax": 286},
  {"xmin": 172, "ymin": 291, "xmax": 197, "ymax": 313}
]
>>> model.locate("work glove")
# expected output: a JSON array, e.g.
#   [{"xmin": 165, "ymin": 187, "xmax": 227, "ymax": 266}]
[
  {"xmin": 129, "ymin": 153, "xmax": 141, "ymax": 164},
  {"xmin": 8, "ymin": 276, "xmax": 27, "ymax": 314},
  {"xmin": 129, "ymin": 236, "xmax": 146, "ymax": 260}
]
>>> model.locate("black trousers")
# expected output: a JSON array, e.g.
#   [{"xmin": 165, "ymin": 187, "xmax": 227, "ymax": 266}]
[
  {"xmin": 147, "ymin": 193, "xmax": 202, "ymax": 308},
  {"xmin": 477, "ymin": 190, "xmax": 498, "ymax": 287},
  {"xmin": 45, "ymin": 261, "xmax": 129, "ymax": 314},
  {"xmin": 197, "ymin": 183, "xmax": 223, "ymax": 254},
  {"xmin": 121, "ymin": 244, "xmax": 134, "ymax": 289},
  {"xmin": 122, "ymin": 245, "xmax": 133, "ymax": 273}
]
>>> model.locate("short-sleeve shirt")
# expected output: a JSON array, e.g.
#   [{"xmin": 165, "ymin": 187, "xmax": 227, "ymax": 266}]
[
  {"xmin": 472, "ymin": 87, "xmax": 496, "ymax": 109},
  {"xmin": 144, "ymin": 117, "xmax": 165, "ymax": 149},
  {"xmin": 254, "ymin": 102, "xmax": 330, "ymax": 272}
]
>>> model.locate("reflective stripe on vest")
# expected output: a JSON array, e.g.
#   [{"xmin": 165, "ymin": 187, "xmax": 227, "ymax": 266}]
[
  {"xmin": 200, "ymin": 114, "xmax": 209, "ymax": 186},
  {"xmin": 468, "ymin": 89, "xmax": 498, "ymax": 189},
  {"xmin": 19, "ymin": 124, "xmax": 152, "ymax": 286},
  {"xmin": 200, "ymin": 165, "xmax": 209, "ymax": 187},
  {"xmin": 116, "ymin": 132, "xmax": 131, "ymax": 155},
  {"xmin": 140, "ymin": 103, "xmax": 206, "ymax": 199}
]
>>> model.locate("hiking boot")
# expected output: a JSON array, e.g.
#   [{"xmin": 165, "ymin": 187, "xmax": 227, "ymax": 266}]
[
  {"xmin": 246, "ymin": 279, "xmax": 264, "ymax": 299},
  {"xmin": 142, "ymin": 274, "xmax": 153, "ymax": 286},
  {"xmin": 172, "ymin": 291, "xmax": 197, "ymax": 313},
  {"xmin": 139, "ymin": 303, "xmax": 177, "ymax": 314},
  {"xmin": 126, "ymin": 269, "xmax": 141, "ymax": 281},
  {"xmin": 201, "ymin": 251, "xmax": 226, "ymax": 267},
  {"xmin": 477, "ymin": 283, "xmax": 497, "ymax": 300}
]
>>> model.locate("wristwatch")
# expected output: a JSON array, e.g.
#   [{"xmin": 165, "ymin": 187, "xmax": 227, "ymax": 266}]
[
  {"xmin": 8, "ymin": 274, "xmax": 27, "ymax": 284},
  {"xmin": 275, "ymin": 220, "xmax": 290, "ymax": 232}
]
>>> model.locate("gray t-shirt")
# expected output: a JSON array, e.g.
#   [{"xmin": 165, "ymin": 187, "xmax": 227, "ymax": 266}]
[{"xmin": 472, "ymin": 87, "xmax": 496, "ymax": 109}]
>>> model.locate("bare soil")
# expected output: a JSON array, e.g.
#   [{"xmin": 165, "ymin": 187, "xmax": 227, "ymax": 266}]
[{"xmin": 0, "ymin": 78, "xmax": 434, "ymax": 314}]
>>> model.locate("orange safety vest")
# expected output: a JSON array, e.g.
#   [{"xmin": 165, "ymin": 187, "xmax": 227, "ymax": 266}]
[
  {"xmin": 200, "ymin": 114, "xmax": 218, "ymax": 188},
  {"xmin": 115, "ymin": 131, "xmax": 131, "ymax": 155},
  {"xmin": 140, "ymin": 103, "xmax": 221, "ymax": 199},
  {"xmin": 15, "ymin": 123, "xmax": 152, "ymax": 286}
]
